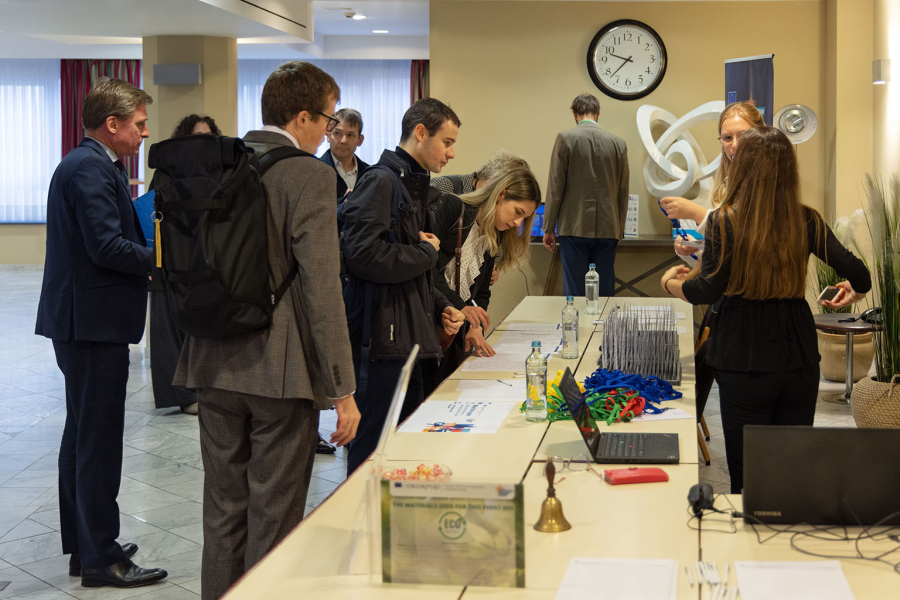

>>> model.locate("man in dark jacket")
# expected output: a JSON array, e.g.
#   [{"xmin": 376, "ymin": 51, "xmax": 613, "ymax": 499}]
[
  {"xmin": 320, "ymin": 108, "xmax": 370, "ymax": 202},
  {"xmin": 35, "ymin": 78, "xmax": 167, "ymax": 588},
  {"xmin": 341, "ymin": 98, "xmax": 466, "ymax": 474}
]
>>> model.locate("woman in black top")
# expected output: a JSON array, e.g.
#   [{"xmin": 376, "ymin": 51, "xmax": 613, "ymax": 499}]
[
  {"xmin": 660, "ymin": 127, "xmax": 870, "ymax": 494},
  {"xmin": 428, "ymin": 167, "xmax": 541, "ymax": 384}
]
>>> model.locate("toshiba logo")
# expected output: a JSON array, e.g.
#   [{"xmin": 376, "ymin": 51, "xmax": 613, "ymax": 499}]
[{"xmin": 754, "ymin": 510, "xmax": 783, "ymax": 517}]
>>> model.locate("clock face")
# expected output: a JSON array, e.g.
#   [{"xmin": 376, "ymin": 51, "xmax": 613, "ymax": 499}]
[{"xmin": 587, "ymin": 20, "xmax": 667, "ymax": 101}]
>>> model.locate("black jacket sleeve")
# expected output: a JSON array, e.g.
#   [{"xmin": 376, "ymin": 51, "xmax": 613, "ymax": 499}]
[
  {"xmin": 810, "ymin": 218, "xmax": 872, "ymax": 293},
  {"xmin": 432, "ymin": 193, "xmax": 469, "ymax": 309},
  {"xmin": 341, "ymin": 169, "xmax": 438, "ymax": 284},
  {"xmin": 681, "ymin": 211, "xmax": 730, "ymax": 305},
  {"xmin": 473, "ymin": 254, "xmax": 494, "ymax": 309}
]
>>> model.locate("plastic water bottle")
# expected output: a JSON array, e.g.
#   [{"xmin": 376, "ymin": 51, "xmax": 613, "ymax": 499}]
[
  {"xmin": 525, "ymin": 341, "xmax": 548, "ymax": 422},
  {"xmin": 560, "ymin": 296, "xmax": 579, "ymax": 359},
  {"xmin": 585, "ymin": 263, "xmax": 600, "ymax": 315}
]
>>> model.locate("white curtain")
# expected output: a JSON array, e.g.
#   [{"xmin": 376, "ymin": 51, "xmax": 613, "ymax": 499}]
[
  {"xmin": 0, "ymin": 60, "xmax": 61, "ymax": 223},
  {"xmin": 237, "ymin": 59, "xmax": 411, "ymax": 165}
]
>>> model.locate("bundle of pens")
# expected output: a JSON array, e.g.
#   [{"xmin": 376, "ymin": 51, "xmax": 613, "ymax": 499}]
[{"xmin": 601, "ymin": 304, "xmax": 682, "ymax": 384}]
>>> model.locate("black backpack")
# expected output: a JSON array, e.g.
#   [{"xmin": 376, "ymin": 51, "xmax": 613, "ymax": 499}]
[{"xmin": 148, "ymin": 135, "xmax": 311, "ymax": 338}]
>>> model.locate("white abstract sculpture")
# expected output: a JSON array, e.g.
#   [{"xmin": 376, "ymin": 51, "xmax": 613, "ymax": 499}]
[{"xmin": 637, "ymin": 100, "xmax": 725, "ymax": 204}]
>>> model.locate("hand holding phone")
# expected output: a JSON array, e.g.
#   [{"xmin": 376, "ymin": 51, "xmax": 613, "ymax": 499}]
[{"xmin": 817, "ymin": 286, "xmax": 845, "ymax": 305}]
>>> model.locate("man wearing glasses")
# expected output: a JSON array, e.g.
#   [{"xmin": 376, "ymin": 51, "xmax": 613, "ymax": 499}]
[
  {"xmin": 320, "ymin": 108, "xmax": 370, "ymax": 202},
  {"xmin": 173, "ymin": 61, "xmax": 360, "ymax": 600}
]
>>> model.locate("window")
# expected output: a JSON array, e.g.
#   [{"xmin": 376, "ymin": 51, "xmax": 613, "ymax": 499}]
[
  {"xmin": 238, "ymin": 59, "xmax": 411, "ymax": 165},
  {"xmin": 0, "ymin": 60, "xmax": 62, "ymax": 223}
]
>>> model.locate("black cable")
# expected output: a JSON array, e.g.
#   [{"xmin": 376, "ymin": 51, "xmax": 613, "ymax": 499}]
[{"xmin": 517, "ymin": 266, "xmax": 531, "ymax": 296}]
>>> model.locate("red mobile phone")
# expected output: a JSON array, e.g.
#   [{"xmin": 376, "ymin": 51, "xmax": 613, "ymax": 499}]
[{"xmin": 603, "ymin": 467, "xmax": 669, "ymax": 485}]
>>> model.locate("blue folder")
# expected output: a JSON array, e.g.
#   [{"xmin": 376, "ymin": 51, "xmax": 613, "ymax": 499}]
[{"xmin": 133, "ymin": 189, "xmax": 155, "ymax": 249}]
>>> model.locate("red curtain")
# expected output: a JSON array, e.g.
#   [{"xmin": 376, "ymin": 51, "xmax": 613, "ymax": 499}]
[
  {"xmin": 61, "ymin": 60, "xmax": 142, "ymax": 196},
  {"xmin": 410, "ymin": 60, "xmax": 430, "ymax": 104}
]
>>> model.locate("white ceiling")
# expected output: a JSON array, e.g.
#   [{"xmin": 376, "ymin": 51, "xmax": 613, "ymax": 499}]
[{"xmin": 0, "ymin": 0, "xmax": 428, "ymax": 59}]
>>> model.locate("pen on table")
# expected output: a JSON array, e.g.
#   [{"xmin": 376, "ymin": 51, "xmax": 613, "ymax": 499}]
[{"xmin": 496, "ymin": 379, "xmax": 513, "ymax": 387}]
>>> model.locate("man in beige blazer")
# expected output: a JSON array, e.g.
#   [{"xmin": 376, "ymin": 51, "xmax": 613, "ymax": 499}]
[
  {"xmin": 173, "ymin": 61, "xmax": 360, "ymax": 600},
  {"xmin": 543, "ymin": 94, "xmax": 630, "ymax": 296}
]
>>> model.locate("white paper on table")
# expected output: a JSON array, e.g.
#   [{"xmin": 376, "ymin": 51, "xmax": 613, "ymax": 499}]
[
  {"xmin": 455, "ymin": 379, "xmax": 525, "ymax": 392},
  {"xmin": 734, "ymin": 561, "xmax": 855, "ymax": 600},
  {"xmin": 457, "ymin": 389, "xmax": 524, "ymax": 402},
  {"xmin": 462, "ymin": 354, "xmax": 541, "ymax": 372},
  {"xmin": 500, "ymin": 322, "xmax": 561, "ymax": 332},
  {"xmin": 555, "ymin": 558, "xmax": 678, "ymax": 600},
  {"xmin": 489, "ymin": 331, "xmax": 562, "ymax": 346},
  {"xmin": 632, "ymin": 407, "xmax": 694, "ymax": 422},
  {"xmin": 397, "ymin": 400, "xmax": 516, "ymax": 434}
]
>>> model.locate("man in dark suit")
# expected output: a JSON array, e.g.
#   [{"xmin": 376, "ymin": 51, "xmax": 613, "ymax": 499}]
[
  {"xmin": 319, "ymin": 108, "xmax": 370, "ymax": 202},
  {"xmin": 35, "ymin": 79, "xmax": 167, "ymax": 588},
  {"xmin": 173, "ymin": 61, "xmax": 361, "ymax": 600}
]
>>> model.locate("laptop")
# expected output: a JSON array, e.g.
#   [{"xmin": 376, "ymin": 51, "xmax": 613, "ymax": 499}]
[
  {"xmin": 743, "ymin": 425, "xmax": 900, "ymax": 525},
  {"xmin": 558, "ymin": 367, "xmax": 679, "ymax": 464}
]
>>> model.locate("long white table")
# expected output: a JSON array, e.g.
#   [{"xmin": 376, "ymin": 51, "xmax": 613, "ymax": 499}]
[{"xmin": 223, "ymin": 295, "xmax": 899, "ymax": 599}]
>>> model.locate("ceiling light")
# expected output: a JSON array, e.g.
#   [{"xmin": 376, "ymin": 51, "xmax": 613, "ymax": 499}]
[
  {"xmin": 373, "ymin": 30, "xmax": 389, "ymax": 34},
  {"xmin": 352, "ymin": 14, "xmax": 366, "ymax": 20}
]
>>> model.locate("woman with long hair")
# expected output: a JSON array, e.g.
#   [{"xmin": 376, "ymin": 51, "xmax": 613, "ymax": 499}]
[
  {"xmin": 660, "ymin": 127, "xmax": 870, "ymax": 494},
  {"xmin": 426, "ymin": 166, "xmax": 540, "ymax": 388},
  {"xmin": 660, "ymin": 101, "xmax": 766, "ymax": 263}
]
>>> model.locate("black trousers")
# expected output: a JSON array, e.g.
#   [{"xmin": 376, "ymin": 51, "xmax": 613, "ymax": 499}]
[
  {"xmin": 715, "ymin": 366, "xmax": 820, "ymax": 494},
  {"xmin": 149, "ymin": 291, "xmax": 196, "ymax": 409},
  {"xmin": 346, "ymin": 358, "xmax": 424, "ymax": 475},
  {"xmin": 53, "ymin": 340, "xmax": 130, "ymax": 569}
]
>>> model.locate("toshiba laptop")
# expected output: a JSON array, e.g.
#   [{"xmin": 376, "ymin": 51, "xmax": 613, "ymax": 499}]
[
  {"xmin": 743, "ymin": 425, "xmax": 900, "ymax": 525},
  {"xmin": 558, "ymin": 368, "xmax": 679, "ymax": 464}
]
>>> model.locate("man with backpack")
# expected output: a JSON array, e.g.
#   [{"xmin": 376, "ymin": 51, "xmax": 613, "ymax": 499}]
[
  {"xmin": 341, "ymin": 98, "xmax": 466, "ymax": 475},
  {"xmin": 170, "ymin": 62, "xmax": 360, "ymax": 600}
]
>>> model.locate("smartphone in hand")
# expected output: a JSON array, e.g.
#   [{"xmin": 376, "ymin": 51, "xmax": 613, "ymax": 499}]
[{"xmin": 817, "ymin": 286, "xmax": 844, "ymax": 304}]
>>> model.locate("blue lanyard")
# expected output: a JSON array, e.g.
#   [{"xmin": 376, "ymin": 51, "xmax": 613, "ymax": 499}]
[{"xmin": 583, "ymin": 369, "xmax": 682, "ymax": 414}]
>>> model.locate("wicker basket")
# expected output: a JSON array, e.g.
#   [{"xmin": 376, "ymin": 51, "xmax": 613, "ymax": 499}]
[{"xmin": 850, "ymin": 375, "xmax": 900, "ymax": 428}]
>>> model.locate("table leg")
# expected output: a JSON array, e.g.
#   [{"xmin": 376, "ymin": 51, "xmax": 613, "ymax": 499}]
[{"xmin": 844, "ymin": 332, "xmax": 854, "ymax": 402}]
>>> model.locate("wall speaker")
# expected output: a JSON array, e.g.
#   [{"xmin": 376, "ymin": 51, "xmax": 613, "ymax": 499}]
[{"xmin": 153, "ymin": 63, "xmax": 202, "ymax": 86}]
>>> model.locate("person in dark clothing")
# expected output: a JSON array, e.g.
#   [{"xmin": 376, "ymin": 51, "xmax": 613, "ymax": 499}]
[
  {"xmin": 341, "ymin": 98, "xmax": 466, "ymax": 474},
  {"xmin": 320, "ymin": 108, "xmax": 370, "ymax": 201},
  {"xmin": 661, "ymin": 127, "xmax": 870, "ymax": 494},
  {"xmin": 150, "ymin": 114, "xmax": 223, "ymax": 416},
  {"xmin": 426, "ymin": 167, "xmax": 541, "ymax": 391}
]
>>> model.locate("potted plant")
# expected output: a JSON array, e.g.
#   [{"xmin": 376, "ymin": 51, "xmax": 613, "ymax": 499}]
[
  {"xmin": 850, "ymin": 175, "xmax": 900, "ymax": 428},
  {"xmin": 812, "ymin": 209, "xmax": 874, "ymax": 383}
]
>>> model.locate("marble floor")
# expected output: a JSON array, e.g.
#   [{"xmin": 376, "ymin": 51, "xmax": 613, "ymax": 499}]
[
  {"xmin": 0, "ymin": 269, "xmax": 861, "ymax": 598},
  {"xmin": 0, "ymin": 269, "xmax": 347, "ymax": 599}
]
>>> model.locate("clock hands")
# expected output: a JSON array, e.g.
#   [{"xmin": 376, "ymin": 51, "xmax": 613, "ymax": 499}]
[
  {"xmin": 610, "ymin": 55, "xmax": 633, "ymax": 78},
  {"xmin": 609, "ymin": 53, "xmax": 633, "ymax": 64}
]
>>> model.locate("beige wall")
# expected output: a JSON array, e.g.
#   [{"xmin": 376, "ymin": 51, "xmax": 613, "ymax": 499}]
[
  {"xmin": 0, "ymin": 225, "xmax": 46, "ymax": 265},
  {"xmin": 431, "ymin": 1, "xmax": 827, "ymax": 318},
  {"xmin": 825, "ymin": 0, "xmax": 874, "ymax": 221},
  {"xmin": 874, "ymin": 0, "xmax": 900, "ymax": 176},
  {"xmin": 142, "ymin": 36, "xmax": 238, "ymax": 181}
]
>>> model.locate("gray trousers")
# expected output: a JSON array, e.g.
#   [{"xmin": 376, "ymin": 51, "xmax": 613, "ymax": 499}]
[{"xmin": 198, "ymin": 388, "xmax": 318, "ymax": 600}]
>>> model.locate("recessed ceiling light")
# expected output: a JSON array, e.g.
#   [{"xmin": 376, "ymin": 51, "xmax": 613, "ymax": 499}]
[
  {"xmin": 373, "ymin": 30, "xmax": 389, "ymax": 34},
  {"xmin": 352, "ymin": 14, "xmax": 366, "ymax": 20}
]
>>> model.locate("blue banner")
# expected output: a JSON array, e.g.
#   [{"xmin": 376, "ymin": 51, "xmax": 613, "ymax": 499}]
[{"xmin": 724, "ymin": 55, "xmax": 774, "ymax": 125}]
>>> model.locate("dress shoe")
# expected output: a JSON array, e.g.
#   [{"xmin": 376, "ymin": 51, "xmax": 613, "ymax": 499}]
[
  {"xmin": 81, "ymin": 558, "xmax": 167, "ymax": 588},
  {"xmin": 69, "ymin": 543, "xmax": 138, "ymax": 577},
  {"xmin": 180, "ymin": 402, "xmax": 199, "ymax": 415},
  {"xmin": 316, "ymin": 432, "xmax": 336, "ymax": 454}
]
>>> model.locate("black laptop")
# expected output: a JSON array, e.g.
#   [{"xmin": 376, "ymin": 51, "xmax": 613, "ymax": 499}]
[
  {"xmin": 558, "ymin": 368, "xmax": 679, "ymax": 464},
  {"xmin": 743, "ymin": 425, "xmax": 900, "ymax": 525}
]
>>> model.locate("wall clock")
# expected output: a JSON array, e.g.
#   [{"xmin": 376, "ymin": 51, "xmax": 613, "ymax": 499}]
[{"xmin": 586, "ymin": 20, "xmax": 667, "ymax": 101}]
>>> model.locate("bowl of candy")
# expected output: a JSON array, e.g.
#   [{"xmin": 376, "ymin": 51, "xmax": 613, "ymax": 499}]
[{"xmin": 378, "ymin": 462, "xmax": 452, "ymax": 481}]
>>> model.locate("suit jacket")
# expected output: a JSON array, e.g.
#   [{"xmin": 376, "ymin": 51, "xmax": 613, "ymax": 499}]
[
  {"xmin": 543, "ymin": 121, "xmax": 630, "ymax": 240},
  {"xmin": 35, "ymin": 137, "xmax": 152, "ymax": 344},
  {"xmin": 320, "ymin": 149, "xmax": 370, "ymax": 202},
  {"xmin": 173, "ymin": 130, "xmax": 356, "ymax": 408}
]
